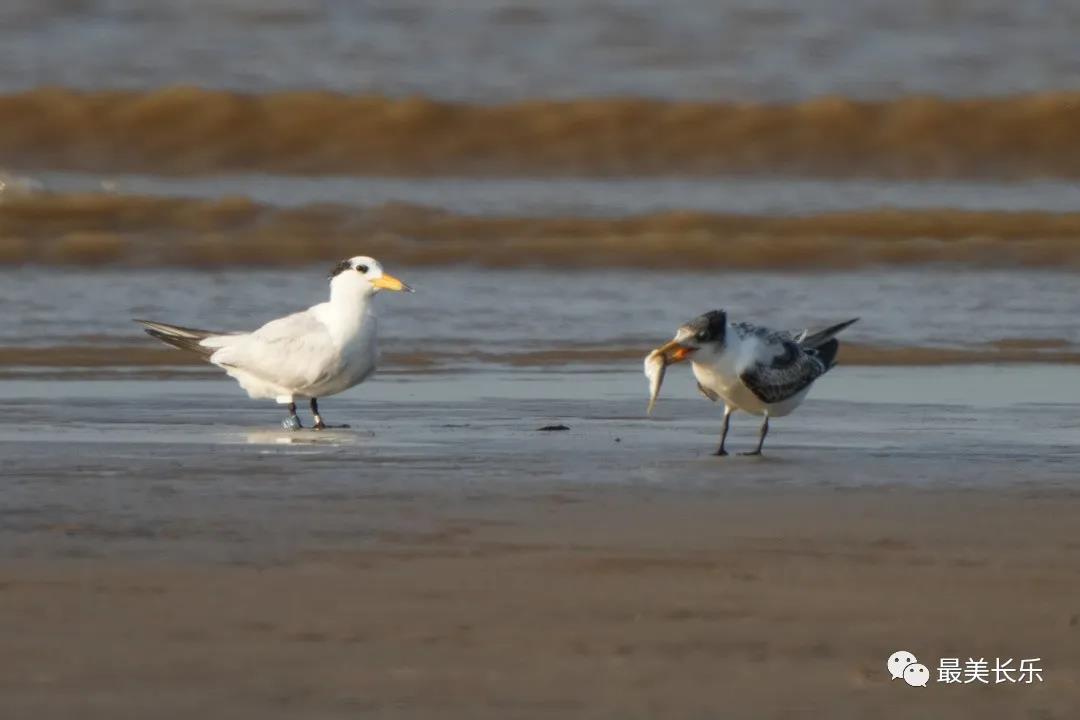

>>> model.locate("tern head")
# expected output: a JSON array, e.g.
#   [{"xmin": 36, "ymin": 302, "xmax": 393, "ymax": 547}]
[
  {"xmin": 328, "ymin": 256, "xmax": 413, "ymax": 298},
  {"xmin": 656, "ymin": 310, "xmax": 727, "ymax": 365}
]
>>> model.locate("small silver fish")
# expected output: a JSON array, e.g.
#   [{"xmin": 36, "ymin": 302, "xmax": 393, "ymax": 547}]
[{"xmin": 644, "ymin": 349, "xmax": 667, "ymax": 414}]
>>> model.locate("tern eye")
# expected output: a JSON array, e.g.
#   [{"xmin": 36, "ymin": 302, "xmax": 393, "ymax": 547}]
[
  {"xmin": 695, "ymin": 331, "xmax": 708, "ymax": 342},
  {"xmin": 356, "ymin": 265, "xmax": 369, "ymax": 274}
]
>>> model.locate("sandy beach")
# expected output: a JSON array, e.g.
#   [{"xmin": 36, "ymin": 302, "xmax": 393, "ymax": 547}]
[
  {"xmin": 2, "ymin": 368, "xmax": 1078, "ymax": 718},
  {"xmin": 5, "ymin": 487, "xmax": 1079, "ymax": 720}
]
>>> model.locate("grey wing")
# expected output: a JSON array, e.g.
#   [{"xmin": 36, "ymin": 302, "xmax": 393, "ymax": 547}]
[
  {"xmin": 210, "ymin": 311, "xmax": 340, "ymax": 390},
  {"xmin": 737, "ymin": 336, "xmax": 828, "ymax": 404},
  {"xmin": 731, "ymin": 321, "xmax": 796, "ymax": 344}
]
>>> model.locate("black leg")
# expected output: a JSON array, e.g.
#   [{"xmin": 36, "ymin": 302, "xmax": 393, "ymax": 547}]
[
  {"xmin": 713, "ymin": 409, "xmax": 731, "ymax": 456},
  {"xmin": 310, "ymin": 398, "xmax": 349, "ymax": 430},
  {"xmin": 741, "ymin": 415, "xmax": 769, "ymax": 456}
]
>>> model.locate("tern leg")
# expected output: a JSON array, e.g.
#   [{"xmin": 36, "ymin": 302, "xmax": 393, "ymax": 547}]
[
  {"xmin": 311, "ymin": 398, "xmax": 350, "ymax": 430},
  {"xmin": 282, "ymin": 402, "xmax": 303, "ymax": 431},
  {"xmin": 713, "ymin": 407, "xmax": 732, "ymax": 456},
  {"xmin": 740, "ymin": 414, "xmax": 769, "ymax": 456}
]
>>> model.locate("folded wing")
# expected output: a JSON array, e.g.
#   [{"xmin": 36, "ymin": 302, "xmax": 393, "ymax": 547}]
[
  {"xmin": 209, "ymin": 311, "xmax": 341, "ymax": 392},
  {"xmin": 737, "ymin": 334, "xmax": 831, "ymax": 405}
]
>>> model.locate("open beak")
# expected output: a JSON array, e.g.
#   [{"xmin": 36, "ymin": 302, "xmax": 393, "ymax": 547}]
[
  {"xmin": 371, "ymin": 273, "xmax": 414, "ymax": 293},
  {"xmin": 657, "ymin": 339, "xmax": 696, "ymax": 364}
]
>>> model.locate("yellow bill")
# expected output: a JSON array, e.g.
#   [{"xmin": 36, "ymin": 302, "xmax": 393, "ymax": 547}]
[{"xmin": 371, "ymin": 273, "xmax": 414, "ymax": 292}]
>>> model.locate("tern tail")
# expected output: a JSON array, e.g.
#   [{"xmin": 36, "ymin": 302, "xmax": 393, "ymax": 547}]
[
  {"xmin": 798, "ymin": 318, "xmax": 859, "ymax": 350},
  {"xmin": 135, "ymin": 319, "xmax": 219, "ymax": 358}
]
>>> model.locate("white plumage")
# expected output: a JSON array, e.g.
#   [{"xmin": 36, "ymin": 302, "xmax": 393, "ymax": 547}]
[{"xmin": 137, "ymin": 256, "xmax": 411, "ymax": 429}]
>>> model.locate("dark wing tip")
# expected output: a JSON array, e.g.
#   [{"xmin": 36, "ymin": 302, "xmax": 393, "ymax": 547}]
[{"xmin": 814, "ymin": 338, "xmax": 841, "ymax": 369}]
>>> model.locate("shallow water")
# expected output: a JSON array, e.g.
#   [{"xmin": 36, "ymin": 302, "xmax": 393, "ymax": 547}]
[
  {"xmin": 1, "ymin": 268, "xmax": 1076, "ymax": 365},
  {"xmin": 19, "ymin": 173, "xmax": 1080, "ymax": 216}
]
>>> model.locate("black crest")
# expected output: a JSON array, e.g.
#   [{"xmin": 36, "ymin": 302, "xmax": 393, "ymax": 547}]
[
  {"xmin": 685, "ymin": 309, "xmax": 727, "ymax": 343},
  {"xmin": 328, "ymin": 259, "xmax": 352, "ymax": 278}
]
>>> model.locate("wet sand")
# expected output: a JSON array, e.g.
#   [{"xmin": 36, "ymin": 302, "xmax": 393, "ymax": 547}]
[
  {"xmin": 5, "ymin": 490, "xmax": 1079, "ymax": 719},
  {"xmin": 2, "ymin": 367, "xmax": 1078, "ymax": 718}
]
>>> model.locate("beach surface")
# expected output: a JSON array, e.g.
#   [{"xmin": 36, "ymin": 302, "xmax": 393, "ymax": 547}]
[{"xmin": 2, "ymin": 367, "xmax": 1078, "ymax": 718}]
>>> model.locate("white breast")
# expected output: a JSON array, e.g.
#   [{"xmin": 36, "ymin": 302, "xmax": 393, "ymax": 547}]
[
  {"xmin": 311, "ymin": 310, "xmax": 378, "ymax": 397},
  {"xmin": 689, "ymin": 334, "xmax": 771, "ymax": 415}
]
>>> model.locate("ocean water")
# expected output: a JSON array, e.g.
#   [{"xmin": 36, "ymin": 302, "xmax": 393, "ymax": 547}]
[
  {"xmin": 14, "ymin": 173, "xmax": 1080, "ymax": 216},
  {"xmin": 3, "ymin": 2, "xmax": 1080, "ymax": 246},
  {"xmin": 1, "ymin": 267, "xmax": 1077, "ymax": 368},
  {"xmin": 2, "ymin": 0, "xmax": 1078, "ymax": 101},
  {"xmin": 0, "ymin": 2, "xmax": 1076, "ymax": 377}
]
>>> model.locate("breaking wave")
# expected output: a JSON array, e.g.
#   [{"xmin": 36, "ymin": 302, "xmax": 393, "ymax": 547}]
[
  {"xmin": 3, "ymin": 89, "xmax": 1080, "ymax": 177},
  {"xmin": 2, "ymin": 194, "xmax": 1080, "ymax": 269}
]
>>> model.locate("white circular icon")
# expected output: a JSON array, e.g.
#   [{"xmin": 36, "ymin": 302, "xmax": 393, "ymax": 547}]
[
  {"xmin": 887, "ymin": 650, "xmax": 918, "ymax": 680},
  {"xmin": 904, "ymin": 663, "xmax": 930, "ymax": 687}
]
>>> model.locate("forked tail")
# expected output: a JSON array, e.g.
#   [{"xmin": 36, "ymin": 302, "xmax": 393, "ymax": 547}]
[
  {"xmin": 134, "ymin": 319, "xmax": 218, "ymax": 359},
  {"xmin": 798, "ymin": 318, "xmax": 859, "ymax": 350}
]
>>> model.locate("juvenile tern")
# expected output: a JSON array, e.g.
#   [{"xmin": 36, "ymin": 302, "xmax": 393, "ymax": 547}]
[
  {"xmin": 651, "ymin": 311, "xmax": 857, "ymax": 455},
  {"xmin": 137, "ymin": 256, "xmax": 412, "ymax": 430}
]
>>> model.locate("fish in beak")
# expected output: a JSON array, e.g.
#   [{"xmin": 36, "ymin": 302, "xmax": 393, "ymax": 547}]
[
  {"xmin": 644, "ymin": 339, "xmax": 697, "ymax": 414},
  {"xmin": 656, "ymin": 339, "xmax": 696, "ymax": 364}
]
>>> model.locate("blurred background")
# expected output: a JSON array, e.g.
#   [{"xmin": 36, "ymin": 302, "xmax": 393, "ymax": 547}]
[{"xmin": 1, "ymin": 0, "xmax": 1079, "ymax": 371}]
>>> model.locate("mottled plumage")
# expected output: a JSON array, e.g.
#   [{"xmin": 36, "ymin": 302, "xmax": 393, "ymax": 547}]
[
  {"xmin": 649, "ymin": 310, "xmax": 857, "ymax": 455},
  {"xmin": 737, "ymin": 335, "xmax": 833, "ymax": 404}
]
